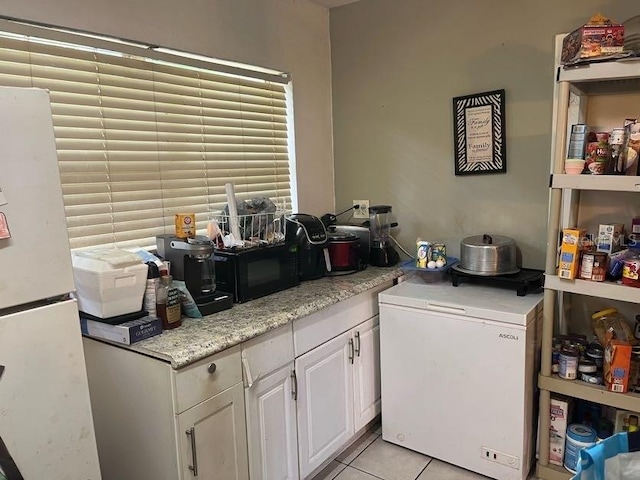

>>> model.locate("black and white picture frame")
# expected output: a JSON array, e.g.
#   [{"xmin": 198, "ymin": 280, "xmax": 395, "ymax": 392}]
[{"xmin": 453, "ymin": 89, "xmax": 506, "ymax": 176}]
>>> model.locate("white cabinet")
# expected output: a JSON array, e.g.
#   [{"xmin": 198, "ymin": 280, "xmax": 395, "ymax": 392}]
[
  {"xmin": 353, "ymin": 316, "xmax": 381, "ymax": 432},
  {"xmin": 243, "ymin": 325, "xmax": 299, "ymax": 480},
  {"xmin": 296, "ymin": 330, "xmax": 355, "ymax": 478},
  {"xmin": 246, "ymin": 364, "xmax": 299, "ymax": 480},
  {"xmin": 83, "ymin": 340, "xmax": 248, "ymax": 480},
  {"xmin": 295, "ymin": 316, "xmax": 382, "ymax": 479},
  {"xmin": 536, "ymin": 36, "xmax": 640, "ymax": 480},
  {"xmin": 177, "ymin": 382, "xmax": 249, "ymax": 480}
]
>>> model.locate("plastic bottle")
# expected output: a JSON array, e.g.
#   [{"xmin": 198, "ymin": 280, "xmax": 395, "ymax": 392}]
[
  {"xmin": 156, "ymin": 275, "xmax": 182, "ymax": 330},
  {"xmin": 143, "ymin": 262, "xmax": 160, "ymax": 317}
]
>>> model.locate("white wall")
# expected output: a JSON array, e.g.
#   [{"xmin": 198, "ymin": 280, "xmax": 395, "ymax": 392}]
[
  {"xmin": 330, "ymin": 1, "xmax": 639, "ymax": 269},
  {"xmin": 0, "ymin": 0, "xmax": 335, "ymax": 215}
]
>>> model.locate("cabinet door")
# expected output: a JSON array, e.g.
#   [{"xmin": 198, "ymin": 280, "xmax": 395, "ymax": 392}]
[
  {"xmin": 353, "ymin": 316, "xmax": 381, "ymax": 432},
  {"xmin": 296, "ymin": 330, "xmax": 354, "ymax": 479},
  {"xmin": 246, "ymin": 364, "xmax": 299, "ymax": 480},
  {"xmin": 177, "ymin": 382, "xmax": 249, "ymax": 480}
]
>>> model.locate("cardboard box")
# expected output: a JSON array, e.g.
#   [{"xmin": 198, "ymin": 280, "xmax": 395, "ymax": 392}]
[
  {"xmin": 604, "ymin": 338, "xmax": 632, "ymax": 393},
  {"xmin": 558, "ymin": 228, "xmax": 586, "ymax": 280},
  {"xmin": 561, "ymin": 15, "xmax": 624, "ymax": 64},
  {"xmin": 597, "ymin": 223, "xmax": 624, "ymax": 255},
  {"xmin": 549, "ymin": 396, "xmax": 573, "ymax": 466}
]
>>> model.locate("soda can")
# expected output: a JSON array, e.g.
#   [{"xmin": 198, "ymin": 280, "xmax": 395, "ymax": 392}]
[
  {"xmin": 416, "ymin": 240, "xmax": 432, "ymax": 268},
  {"xmin": 431, "ymin": 243, "xmax": 446, "ymax": 264}
]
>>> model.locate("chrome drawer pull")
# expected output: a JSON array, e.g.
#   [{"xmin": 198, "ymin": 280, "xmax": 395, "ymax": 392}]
[{"xmin": 186, "ymin": 427, "xmax": 198, "ymax": 476}]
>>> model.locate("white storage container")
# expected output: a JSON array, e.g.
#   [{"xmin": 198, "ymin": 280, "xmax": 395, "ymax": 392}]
[{"xmin": 72, "ymin": 249, "xmax": 147, "ymax": 318}]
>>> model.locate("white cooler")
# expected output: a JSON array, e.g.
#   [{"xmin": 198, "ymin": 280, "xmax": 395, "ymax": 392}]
[{"xmin": 72, "ymin": 249, "xmax": 148, "ymax": 318}]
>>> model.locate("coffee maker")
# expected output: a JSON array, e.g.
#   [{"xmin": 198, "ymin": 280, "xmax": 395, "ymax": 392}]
[{"xmin": 156, "ymin": 234, "xmax": 232, "ymax": 315}]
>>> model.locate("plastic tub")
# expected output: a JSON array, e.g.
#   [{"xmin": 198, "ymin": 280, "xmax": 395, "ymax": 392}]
[
  {"xmin": 564, "ymin": 423, "xmax": 597, "ymax": 473},
  {"xmin": 400, "ymin": 257, "xmax": 459, "ymax": 284}
]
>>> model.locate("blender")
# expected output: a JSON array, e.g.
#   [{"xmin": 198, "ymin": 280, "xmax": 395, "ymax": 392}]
[{"xmin": 368, "ymin": 205, "xmax": 400, "ymax": 267}]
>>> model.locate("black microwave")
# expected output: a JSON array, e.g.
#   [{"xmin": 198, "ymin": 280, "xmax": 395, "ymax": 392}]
[{"xmin": 213, "ymin": 242, "xmax": 300, "ymax": 303}]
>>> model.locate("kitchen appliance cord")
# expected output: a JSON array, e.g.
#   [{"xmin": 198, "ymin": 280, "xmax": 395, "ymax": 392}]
[{"xmin": 390, "ymin": 235, "xmax": 413, "ymax": 259}]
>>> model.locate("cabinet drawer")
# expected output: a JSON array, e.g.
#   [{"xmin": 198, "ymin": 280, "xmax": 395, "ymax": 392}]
[
  {"xmin": 172, "ymin": 345, "xmax": 242, "ymax": 414},
  {"xmin": 241, "ymin": 324, "xmax": 294, "ymax": 383},
  {"xmin": 293, "ymin": 282, "xmax": 391, "ymax": 357}
]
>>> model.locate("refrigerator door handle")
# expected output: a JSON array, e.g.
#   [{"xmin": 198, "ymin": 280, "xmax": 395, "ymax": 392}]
[{"xmin": 425, "ymin": 303, "xmax": 467, "ymax": 315}]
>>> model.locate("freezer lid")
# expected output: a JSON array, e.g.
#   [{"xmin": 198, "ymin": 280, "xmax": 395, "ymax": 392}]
[
  {"xmin": 378, "ymin": 280, "xmax": 543, "ymax": 326},
  {"xmin": 0, "ymin": 87, "xmax": 75, "ymax": 310}
]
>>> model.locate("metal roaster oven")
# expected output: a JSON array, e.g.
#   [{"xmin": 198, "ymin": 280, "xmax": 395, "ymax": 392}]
[{"xmin": 156, "ymin": 234, "xmax": 233, "ymax": 315}]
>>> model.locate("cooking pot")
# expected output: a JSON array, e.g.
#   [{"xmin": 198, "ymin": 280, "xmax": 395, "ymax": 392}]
[
  {"xmin": 327, "ymin": 232, "xmax": 367, "ymax": 273},
  {"xmin": 458, "ymin": 234, "xmax": 519, "ymax": 276}
]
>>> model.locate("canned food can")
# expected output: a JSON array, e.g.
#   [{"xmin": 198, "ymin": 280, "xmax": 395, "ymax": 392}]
[
  {"xmin": 416, "ymin": 240, "xmax": 432, "ymax": 268},
  {"xmin": 431, "ymin": 243, "xmax": 446, "ymax": 263},
  {"xmin": 559, "ymin": 348, "xmax": 579, "ymax": 380},
  {"xmin": 175, "ymin": 213, "xmax": 196, "ymax": 239},
  {"xmin": 579, "ymin": 251, "xmax": 608, "ymax": 282}
]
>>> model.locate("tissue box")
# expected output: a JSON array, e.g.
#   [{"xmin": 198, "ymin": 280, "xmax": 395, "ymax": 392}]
[
  {"xmin": 72, "ymin": 249, "xmax": 148, "ymax": 318},
  {"xmin": 561, "ymin": 17, "xmax": 624, "ymax": 64}
]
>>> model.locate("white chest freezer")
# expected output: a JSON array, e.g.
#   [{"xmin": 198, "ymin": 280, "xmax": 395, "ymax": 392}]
[{"xmin": 379, "ymin": 281, "xmax": 543, "ymax": 480}]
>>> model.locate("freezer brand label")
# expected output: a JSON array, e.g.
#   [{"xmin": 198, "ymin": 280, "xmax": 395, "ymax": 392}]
[{"xmin": 498, "ymin": 333, "xmax": 519, "ymax": 341}]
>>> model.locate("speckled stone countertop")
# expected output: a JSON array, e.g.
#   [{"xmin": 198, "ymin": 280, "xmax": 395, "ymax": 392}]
[{"xmin": 124, "ymin": 266, "xmax": 402, "ymax": 368}]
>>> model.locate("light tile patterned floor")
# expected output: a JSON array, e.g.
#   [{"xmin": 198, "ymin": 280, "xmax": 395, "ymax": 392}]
[{"xmin": 311, "ymin": 424, "xmax": 539, "ymax": 480}]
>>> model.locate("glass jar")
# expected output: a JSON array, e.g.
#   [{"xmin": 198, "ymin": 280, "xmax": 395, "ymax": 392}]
[
  {"xmin": 156, "ymin": 275, "xmax": 182, "ymax": 330},
  {"xmin": 622, "ymin": 250, "xmax": 640, "ymax": 288}
]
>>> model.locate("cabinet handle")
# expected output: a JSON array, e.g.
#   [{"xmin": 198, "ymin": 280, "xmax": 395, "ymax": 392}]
[
  {"xmin": 291, "ymin": 369, "xmax": 298, "ymax": 401},
  {"xmin": 185, "ymin": 427, "xmax": 199, "ymax": 476},
  {"xmin": 355, "ymin": 331, "xmax": 361, "ymax": 357},
  {"xmin": 348, "ymin": 338, "xmax": 354, "ymax": 364},
  {"xmin": 207, "ymin": 363, "xmax": 217, "ymax": 374}
]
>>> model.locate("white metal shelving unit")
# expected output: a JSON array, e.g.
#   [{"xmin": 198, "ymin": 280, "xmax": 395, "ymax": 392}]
[{"xmin": 537, "ymin": 38, "xmax": 640, "ymax": 480}]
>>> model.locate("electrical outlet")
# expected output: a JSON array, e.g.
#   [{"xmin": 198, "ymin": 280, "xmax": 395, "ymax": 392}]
[
  {"xmin": 353, "ymin": 200, "xmax": 369, "ymax": 219},
  {"xmin": 481, "ymin": 447, "xmax": 520, "ymax": 470}
]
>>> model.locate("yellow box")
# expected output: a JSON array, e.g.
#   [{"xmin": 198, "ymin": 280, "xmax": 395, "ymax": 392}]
[
  {"xmin": 558, "ymin": 228, "xmax": 586, "ymax": 280},
  {"xmin": 175, "ymin": 213, "xmax": 196, "ymax": 239}
]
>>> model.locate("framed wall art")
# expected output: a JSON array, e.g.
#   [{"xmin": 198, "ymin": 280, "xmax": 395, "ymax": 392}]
[{"xmin": 452, "ymin": 89, "xmax": 506, "ymax": 176}]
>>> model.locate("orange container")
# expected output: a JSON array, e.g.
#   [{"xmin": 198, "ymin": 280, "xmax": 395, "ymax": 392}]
[
  {"xmin": 175, "ymin": 213, "xmax": 196, "ymax": 239},
  {"xmin": 604, "ymin": 338, "xmax": 632, "ymax": 393}
]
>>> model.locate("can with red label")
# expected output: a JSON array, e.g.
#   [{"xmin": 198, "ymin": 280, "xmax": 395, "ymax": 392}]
[{"xmin": 622, "ymin": 252, "xmax": 640, "ymax": 288}]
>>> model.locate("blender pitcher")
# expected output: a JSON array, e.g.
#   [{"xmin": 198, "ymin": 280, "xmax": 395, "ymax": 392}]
[{"xmin": 368, "ymin": 205, "xmax": 399, "ymax": 267}]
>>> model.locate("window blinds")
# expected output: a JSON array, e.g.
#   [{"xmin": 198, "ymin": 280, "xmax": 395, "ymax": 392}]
[{"xmin": 0, "ymin": 23, "xmax": 293, "ymax": 250}]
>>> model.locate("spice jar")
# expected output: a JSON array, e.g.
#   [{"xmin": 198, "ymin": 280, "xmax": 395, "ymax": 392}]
[{"xmin": 559, "ymin": 346, "xmax": 579, "ymax": 380}]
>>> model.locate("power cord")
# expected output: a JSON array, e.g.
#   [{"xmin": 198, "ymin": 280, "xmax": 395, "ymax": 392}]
[{"xmin": 390, "ymin": 235, "xmax": 414, "ymax": 260}]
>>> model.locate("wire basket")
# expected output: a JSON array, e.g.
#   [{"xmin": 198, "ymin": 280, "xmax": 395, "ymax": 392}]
[{"xmin": 209, "ymin": 199, "xmax": 289, "ymax": 249}]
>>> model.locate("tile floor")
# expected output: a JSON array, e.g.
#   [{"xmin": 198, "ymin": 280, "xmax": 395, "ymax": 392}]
[{"xmin": 311, "ymin": 424, "xmax": 538, "ymax": 480}]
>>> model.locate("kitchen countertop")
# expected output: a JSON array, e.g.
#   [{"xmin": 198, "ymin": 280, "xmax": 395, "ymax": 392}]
[{"xmin": 124, "ymin": 266, "xmax": 403, "ymax": 368}]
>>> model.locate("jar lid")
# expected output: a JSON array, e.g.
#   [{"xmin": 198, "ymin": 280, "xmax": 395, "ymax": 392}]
[
  {"xmin": 592, "ymin": 308, "xmax": 618, "ymax": 320},
  {"xmin": 578, "ymin": 361, "xmax": 598, "ymax": 373},
  {"xmin": 567, "ymin": 424, "xmax": 597, "ymax": 443}
]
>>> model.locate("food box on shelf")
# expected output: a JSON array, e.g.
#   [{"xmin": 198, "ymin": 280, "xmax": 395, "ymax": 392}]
[
  {"xmin": 558, "ymin": 228, "xmax": 587, "ymax": 280},
  {"xmin": 549, "ymin": 396, "xmax": 573, "ymax": 467},
  {"xmin": 604, "ymin": 337, "xmax": 632, "ymax": 393},
  {"xmin": 597, "ymin": 223, "xmax": 624, "ymax": 255},
  {"xmin": 561, "ymin": 14, "xmax": 624, "ymax": 64}
]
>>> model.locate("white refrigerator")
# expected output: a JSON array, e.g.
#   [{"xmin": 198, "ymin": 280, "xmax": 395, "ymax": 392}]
[
  {"xmin": 379, "ymin": 281, "xmax": 542, "ymax": 480},
  {"xmin": 0, "ymin": 87, "xmax": 101, "ymax": 479}
]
